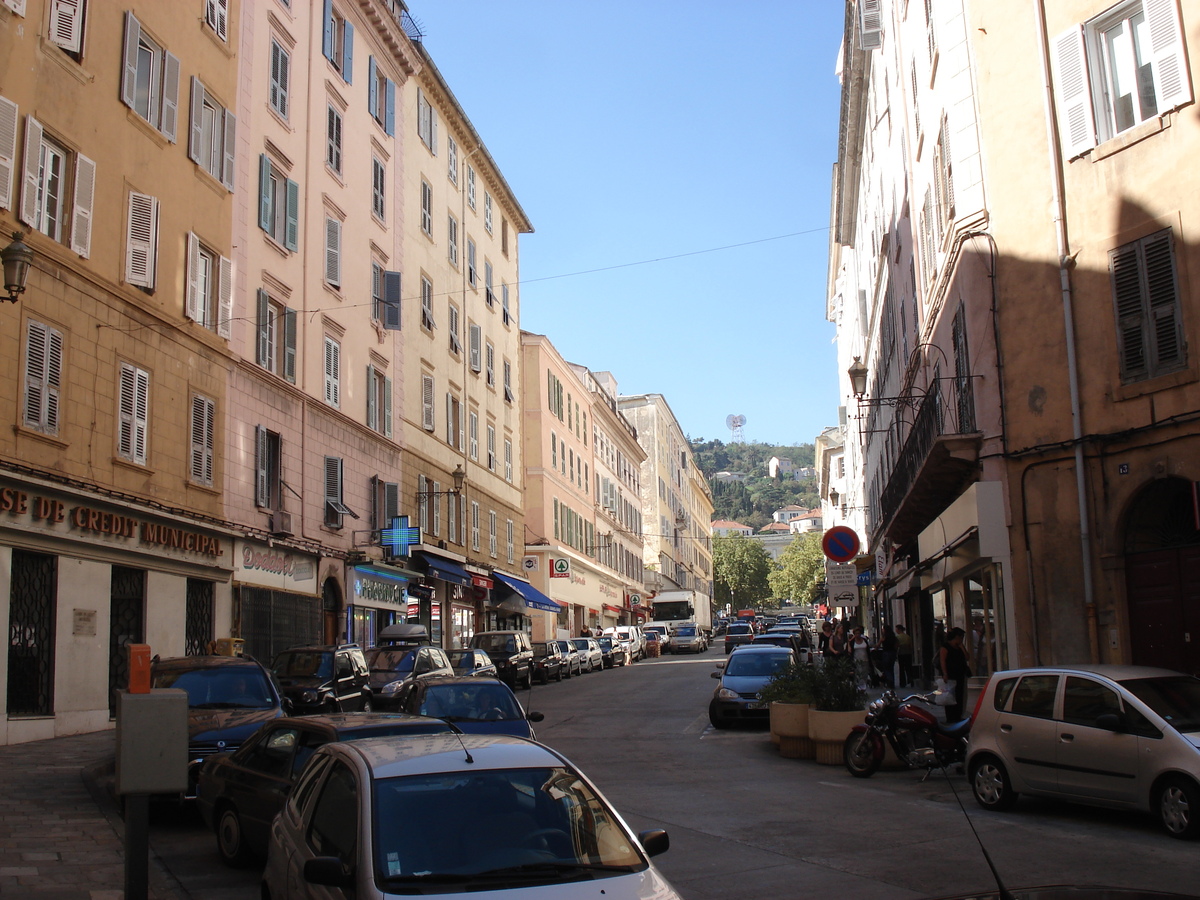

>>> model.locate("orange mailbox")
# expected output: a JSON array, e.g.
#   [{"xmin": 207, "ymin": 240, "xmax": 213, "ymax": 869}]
[{"xmin": 128, "ymin": 644, "xmax": 151, "ymax": 694}]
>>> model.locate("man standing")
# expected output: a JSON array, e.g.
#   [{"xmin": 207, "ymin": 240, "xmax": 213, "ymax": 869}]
[{"xmin": 895, "ymin": 624, "xmax": 914, "ymax": 687}]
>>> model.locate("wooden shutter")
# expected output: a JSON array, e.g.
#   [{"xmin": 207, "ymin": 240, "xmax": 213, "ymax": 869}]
[
  {"xmin": 383, "ymin": 376, "xmax": 392, "ymax": 439},
  {"xmin": 161, "ymin": 53, "xmax": 181, "ymax": 142},
  {"xmin": 470, "ymin": 412, "xmax": 478, "ymax": 459},
  {"xmin": 191, "ymin": 395, "xmax": 215, "ymax": 485},
  {"xmin": 24, "ymin": 320, "xmax": 61, "ymax": 433},
  {"xmin": 469, "ymin": 323, "xmax": 482, "ymax": 372},
  {"xmin": 121, "ymin": 12, "xmax": 141, "ymax": 110},
  {"xmin": 185, "ymin": 232, "xmax": 202, "ymax": 322},
  {"xmin": 285, "ymin": 179, "xmax": 299, "ymax": 251},
  {"xmin": 119, "ymin": 363, "xmax": 149, "ymax": 463},
  {"xmin": 384, "ymin": 480, "xmax": 399, "ymax": 522},
  {"xmin": 325, "ymin": 337, "xmax": 340, "ymax": 406},
  {"xmin": 126, "ymin": 192, "xmax": 159, "ymax": 288},
  {"xmin": 217, "ymin": 254, "xmax": 233, "ymax": 339},
  {"xmin": 3, "ymin": 0, "xmax": 27, "ymax": 15},
  {"xmin": 422, "ymin": 374, "xmax": 435, "ymax": 431},
  {"xmin": 1147, "ymin": 0, "xmax": 1191, "ymax": 111},
  {"xmin": 222, "ymin": 110, "xmax": 237, "ymax": 190},
  {"xmin": 256, "ymin": 289, "xmax": 270, "ymax": 365},
  {"xmin": 206, "ymin": 0, "xmax": 229, "ymax": 41},
  {"xmin": 859, "ymin": 0, "xmax": 882, "ymax": 50},
  {"xmin": 255, "ymin": 425, "xmax": 269, "ymax": 507},
  {"xmin": 1143, "ymin": 230, "xmax": 1185, "ymax": 372},
  {"xmin": 322, "ymin": 0, "xmax": 334, "ymax": 61},
  {"xmin": 367, "ymin": 365, "xmax": 378, "ymax": 430},
  {"xmin": 50, "ymin": 0, "xmax": 83, "ymax": 53},
  {"xmin": 342, "ymin": 21, "xmax": 354, "ymax": 84},
  {"xmin": 445, "ymin": 393, "xmax": 454, "ymax": 444},
  {"xmin": 283, "ymin": 308, "xmax": 297, "ymax": 382},
  {"xmin": 385, "ymin": 79, "xmax": 396, "ymax": 136},
  {"xmin": 369, "ymin": 56, "xmax": 378, "ymax": 121},
  {"xmin": 19, "ymin": 114, "xmax": 42, "ymax": 227},
  {"xmin": 382, "ymin": 271, "xmax": 401, "ymax": 330},
  {"xmin": 0, "ymin": 95, "xmax": 18, "ymax": 210},
  {"xmin": 1051, "ymin": 25, "xmax": 1097, "ymax": 158},
  {"xmin": 69, "ymin": 153, "xmax": 95, "ymax": 257},
  {"xmin": 1111, "ymin": 243, "xmax": 1148, "ymax": 380},
  {"xmin": 258, "ymin": 155, "xmax": 272, "ymax": 231},
  {"xmin": 188, "ymin": 78, "xmax": 205, "ymax": 164},
  {"xmin": 324, "ymin": 455, "xmax": 342, "ymax": 506},
  {"xmin": 324, "ymin": 218, "xmax": 341, "ymax": 286}
]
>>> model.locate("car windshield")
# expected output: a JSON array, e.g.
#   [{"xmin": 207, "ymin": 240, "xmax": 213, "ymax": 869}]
[
  {"xmin": 272, "ymin": 651, "xmax": 333, "ymax": 679},
  {"xmin": 366, "ymin": 649, "xmax": 417, "ymax": 674},
  {"xmin": 533, "ymin": 643, "xmax": 552, "ymax": 655},
  {"xmin": 152, "ymin": 665, "xmax": 275, "ymax": 709},
  {"xmin": 555, "ymin": 641, "xmax": 573, "ymax": 653},
  {"xmin": 725, "ymin": 652, "xmax": 792, "ymax": 678},
  {"xmin": 373, "ymin": 766, "xmax": 645, "ymax": 882},
  {"xmin": 1120, "ymin": 675, "xmax": 1200, "ymax": 732},
  {"xmin": 418, "ymin": 683, "xmax": 524, "ymax": 722},
  {"xmin": 598, "ymin": 638, "xmax": 613, "ymax": 650},
  {"xmin": 675, "ymin": 626, "xmax": 696, "ymax": 636},
  {"xmin": 474, "ymin": 634, "xmax": 518, "ymax": 655},
  {"xmin": 729, "ymin": 624, "xmax": 753, "ymax": 635},
  {"xmin": 570, "ymin": 639, "xmax": 590, "ymax": 650}
]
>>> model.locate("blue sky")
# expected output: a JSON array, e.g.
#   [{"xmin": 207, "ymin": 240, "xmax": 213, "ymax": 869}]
[{"xmin": 411, "ymin": 2, "xmax": 846, "ymax": 447}]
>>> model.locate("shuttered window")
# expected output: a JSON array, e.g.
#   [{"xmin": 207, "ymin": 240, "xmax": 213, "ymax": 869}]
[
  {"xmin": 324, "ymin": 337, "xmax": 341, "ymax": 407},
  {"xmin": 190, "ymin": 394, "xmax": 215, "ymax": 486},
  {"xmin": 117, "ymin": 362, "xmax": 150, "ymax": 465},
  {"xmin": 422, "ymin": 374, "xmax": 435, "ymax": 431},
  {"xmin": 24, "ymin": 320, "xmax": 62, "ymax": 435},
  {"xmin": 125, "ymin": 192, "xmax": 159, "ymax": 288},
  {"xmin": 324, "ymin": 217, "xmax": 341, "ymax": 287},
  {"xmin": 1110, "ymin": 228, "xmax": 1186, "ymax": 383}
]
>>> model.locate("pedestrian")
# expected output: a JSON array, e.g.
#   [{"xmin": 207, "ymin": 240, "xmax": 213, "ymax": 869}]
[
  {"xmin": 938, "ymin": 627, "xmax": 971, "ymax": 723},
  {"xmin": 818, "ymin": 621, "xmax": 834, "ymax": 659},
  {"xmin": 849, "ymin": 626, "xmax": 871, "ymax": 688},
  {"xmin": 831, "ymin": 623, "xmax": 848, "ymax": 659},
  {"xmin": 895, "ymin": 624, "xmax": 914, "ymax": 687},
  {"xmin": 581, "ymin": 625, "xmax": 592, "ymax": 637},
  {"xmin": 878, "ymin": 624, "xmax": 897, "ymax": 689}
]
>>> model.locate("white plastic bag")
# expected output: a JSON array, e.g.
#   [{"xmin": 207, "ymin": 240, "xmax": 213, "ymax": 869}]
[{"xmin": 935, "ymin": 678, "xmax": 956, "ymax": 706}]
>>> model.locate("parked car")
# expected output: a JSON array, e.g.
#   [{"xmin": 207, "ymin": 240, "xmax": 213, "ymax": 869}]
[
  {"xmin": 469, "ymin": 631, "xmax": 535, "ymax": 689},
  {"xmin": 644, "ymin": 630, "xmax": 663, "ymax": 656},
  {"xmin": 967, "ymin": 664, "xmax": 1200, "ymax": 838},
  {"xmin": 643, "ymin": 625, "xmax": 672, "ymax": 654},
  {"xmin": 150, "ymin": 655, "xmax": 286, "ymax": 798},
  {"xmin": 531, "ymin": 641, "xmax": 566, "ymax": 683},
  {"xmin": 364, "ymin": 645, "xmax": 454, "ymax": 711},
  {"xmin": 261, "ymin": 734, "xmax": 682, "ymax": 899},
  {"xmin": 570, "ymin": 637, "xmax": 604, "ymax": 672},
  {"xmin": 555, "ymin": 639, "xmax": 583, "ymax": 676},
  {"xmin": 271, "ymin": 643, "xmax": 371, "ymax": 715},
  {"xmin": 389, "ymin": 675, "xmax": 544, "ymax": 740},
  {"xmin": 598, "ymin": 635, "xmax": 630, "ymax": 668},
  {"xmin": 752, "ymin": 631, "xmax": 810, "ymax": 662},
  {"xmin": 672, "ymin": 624, "xmax": 707, "ymax": 654},
  {"xmin": 605, "ymin": 626, "xmax": 644, "ymax": 661},
  {"xmin": 708, "ymin": 645, "xmax": 796, "ymax": 729},
  {"xmin": 447, "ymin": 648, "xmax": 498, "ymax": 678},
  {"xmin": 195, "ymin": 712, "xmax": 455, "ymax": 865},
  {"xmin": 724, "ymin": 622, "xmax": 756, "ymax": 654}
]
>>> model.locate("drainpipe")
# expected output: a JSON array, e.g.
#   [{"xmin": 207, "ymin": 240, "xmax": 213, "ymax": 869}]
[{"xmin": 1034, "ymin": 0, "xmax": 1099, "ymax": 663}]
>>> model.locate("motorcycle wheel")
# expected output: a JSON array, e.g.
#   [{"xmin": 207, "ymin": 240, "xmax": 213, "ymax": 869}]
[{"xmin": 843, "ymin": 730, "xmax": 883, "ymax": 778}]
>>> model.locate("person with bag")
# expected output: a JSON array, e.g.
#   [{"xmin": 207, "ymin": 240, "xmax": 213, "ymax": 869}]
[
  {"xmin": 848, "ymin": 626, "xmax": 871, "ymax": 689},
  {"xmin": 894, "ymin": 624, "xmax": 914, "ymax": 687},
  {"xmin": 937, "ymin": 627, "xmax": 971, "ymax": 723}
]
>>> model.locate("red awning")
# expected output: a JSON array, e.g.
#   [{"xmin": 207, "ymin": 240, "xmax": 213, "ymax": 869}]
[{"xmin": 603, "ymin": 604, "xmax": 623, "ymax": 613}]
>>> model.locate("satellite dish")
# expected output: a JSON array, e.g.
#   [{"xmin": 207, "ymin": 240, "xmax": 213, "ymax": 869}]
[
  {"xmin": 725, "ymin": 414, "xmax": 736, "ymax": 429},
  {"xmin": 726, "ymin": 414, "xmax": 746, "ymax": 442}
]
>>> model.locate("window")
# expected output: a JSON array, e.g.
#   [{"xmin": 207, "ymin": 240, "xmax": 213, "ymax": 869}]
[
  {"xmin": 933, "ymin": 117, "xmax": 954, "ymax": 231},
  {"xmin": 502, "ymin": 283, "xmax": 512, "ymax": 326},
  {"xmin": 324, "ymin": 456, "xmax": 355, "ymax": 528},
  {"xmin": 469, "ymin": 411, "xmax": 478, "ymax": 460},
  {"xmin": 121, "ymin": 12, "xmax": 181, "ymax": 140},
  {"xmin": 1052, "ymin": 0, "xmax": 1191, "ymax": 156},
  {"xmin": 117, "ymin": 362, "xmax": 149, "ymax": 465},
  {"xmin": 324, "ymin": 336, "xmax": 340, "ymax": 407},
  {"xmin": 327, "ymin": 105, "xmax": 342, "ymax": 174},
  {"xmin": 46, "ymin": 0, "xmax": 85, "ymax": 54},
  {"xmin": 205, "ymin": 0, "xmax": 229, "ymax": 41},
  {"xmin": 24, "ymin": 320, "xmax": 62, "ymax": 435},
  {"xmin": 501, "ymin": 218, "xmax": 509, "ymax": 257},
  {"xmin": 447, "ymin": 136, "xmax": 458, "ymax": 185},
  {"xmin": 1062, "ymin": 676, "xmax": 1123, "ymax": 727},
  {"xmin": 322, "ymin": 2, "xmax": 354, "ymax": 84},
  {"xmin": 367, "ymin": 57, "xmax": 395, "ymax": 135},
  {"xmin": 448, "ymin": 488, "xmax": 458, "ymax": 543},
  {"xmin": 469, "ymin": 323, "xmax": 482, "ymax": 373},
  {"xmin": 504, "ymin": 438, "xmax": 512, "ymax": 483},
  {"xmin": 366, "ymin": 365, "xmax": 392, "ymax": 436},
  {"xmin": 256, "ymin": 289, "xmax": 296, "ymax": 381},
  {"xmin": 506, "ymin": 518, "xmax": 514, "ymax": 563},
  {"xmin": 471, "ymin": 500, "xmax": 480, "ymax": 551},
  {"xmin": 487, "ymin": 424, "xmax": 496, "ymax": 471},
  {"xmin": 19, "ymin": 118, "xmax": 95, "ymax": 256},
  {"xmin": 467, "ymin": 238, "xmax": 477, "ymax": 287},
  {"xmin": 503, "ymin": 360, "xmax": 513, "ymax": 403},
  {"xmin": 372, "ymin": 264, "xmax": 401, "ymax": 330},
  {"xmin": 417, "ymin": 474, "xmax": 429, "ymax": 534},
  {"xmin": 269, "ymin": 39, "xmax": 289, "ymax": 117},
  {"xmin": 485, "ymin": 342, "xmax": 495, "ymax": 388},
  {"xmin": 1009, "ymin": 674, "xmax": 1059, "ymax": 719},
  {"xmin": 371, "ymin": 476, "xmax": 400, "ymax": 530},
  {"xmin": 372, "ymin": 157, "xmax": 385, "ymax": 220},
  {"xmin": 489, "ymin": 510, "xmax": 497, "ymax": 557},
  {"xmin": 0, "ymin": 96, "xmax": 15, "ymax": 210},
  {"xmin": 417, "ymin": 87, "xmax": 437, "ymax": 153},
  {"xmin": 188, "ymin": 78, "xmax": 235, "ymax": 189},
  {"xmin": 1110, "ymin": 228, "xmax": 1186, "ymax": 382},
  {"xmin": 484, "ymin": 192, "xmax": 493, "ymax": 233},
  {"xmin": 447, "ymin": 214, "xmax": 458, "ymax": 265},
  {"xmin": 420, "ymin": 179, "xmax": 432, "ymax": 236},
  {"xmin": 185, "ymin": 233, "xmax": 232, "ymax": 338},
  {"xmin": 448, "ymin": 304, "xmax": 461, "ymax": 354},
  {"xmin": 324, "ymin": 217, "xmax": 341, "ymax": 287},
  {"xmin": 421, "ymin": 374, "xmax": 435, "ymax": 431},
  {"xmin": 255, "ymin": 426, "xmax": 282, "ymax": 509},
  {"xmin": 446, "ymin": 395, "xmax": 463, "ymax": 449},
  {"xmin": 431, "ymin": 481, "xmax": 441, "ymax": 536},
  {"xmin": 466, "ymin": 165, "xmax": 476, "ymax": 209},
  {"xmin": 125, "ymin": 191, "xmax": 159, "ymax": 288},
  {"xmin": 421, "ymin": 277, "xmax": 435, "ymax": 330},
  {"xmin": 484, "ymin": 260, "xmax": 494, "ymax": 306},
  {"xmin": 190, "ymin": 394, "xmax": 215, "ymax": 486},
  {"xmin": 258, "ymin": 155, "xmax": 299, "ymax": 250}
]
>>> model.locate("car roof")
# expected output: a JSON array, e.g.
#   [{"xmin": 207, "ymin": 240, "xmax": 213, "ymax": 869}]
[
  {"xmin": 730, "ymin": 644, "xmax": 793, "ymax": 655},
  {"xmin": 271, "ymin": 712, "xmax": 451, "ymax": 734},
  {"xmin": 992, "ymin": 664, "xmax": 1188, "ymax": 681},
  {"xmin": 418, "ymin": 675, "xmax": 508, "ymax": 687},
  {"xmin": 341, "ymin": 733, "xmax": 564, "ymax": 778},
  {"xmin": 151, "ymin": 655, "xmax": 265, "ymax": 670}
]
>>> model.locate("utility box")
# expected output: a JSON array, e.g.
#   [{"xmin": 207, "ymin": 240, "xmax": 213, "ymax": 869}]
[{"xmin": 115, "ymin": 689, "xmax": 188, "ymax": 795}]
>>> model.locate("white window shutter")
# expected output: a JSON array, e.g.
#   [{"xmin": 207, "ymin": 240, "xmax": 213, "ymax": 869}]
[
  {"xmin": 367, "ymin": 365, "xmax": 378, "ymax": 429},
  {"xmin": 859, "ymin": 0, "xmax": 882, "ymax": 50},
  {"xmin": 189, "ymin": 77, "xmax": 205, "ymax": 164},
  {"xmin": 325, "ymin": 218, "xmax": 341, "ymax": 286},
  {"xmin": 255, "ymin": 426, "xmax": 269, "ymax": 507},
  {"xmin": 121, "ymin": 12, "xmax": 141, "ymax": 109},
  {"xmin": 49, "ymin": 0, "xmax": 83, "ymax": 53},
  {"xmin": 0, "ymin": 96, "xmax": 18, "ymax": 211},
  {"xmin": 469, "ymin": 323, "xmax": 481, "ymax": 372},
  {"xmin": 70, "ymin": 153, "xmax": 95, "ymax": 257},
  {"xmin": 445, "ymin": 393, "xmax": 453, "ymax": 444},
  {"xmin": 161, "ymin": 53, "xmax": 181, "ymax": 143},
  {"xmin": 185, "ymin": 232, "xmax": 202, "ymax": 322},
  {"xmin": 191, "ymin": 395, "xmax": 214, "ymax": 484},
  {"xmin": 134, "ymin": 368, "xmax": 149, "ymax": 463},
  {"xmin": 217, "ymin": 254, "xmax": 233, "ymax": 339},
  {"xmin": 126, "ymin": 192, "xmax": 159, "ymax": 288},
  {"xmin": 383, "ymin": 377, "xmax": 392, "ymax": 439},
  {"xmin": 24, "ymin": 320, "xmax": 47, "ymax": 429},
  {"xmin": 222, "ymin": 110, "xmax": 236, "ymax": 190},
  {"xmin": 325, "ymin": 338, "xmax": 340, "ymax": 406},
  {"xmin": 1050, "ymin": 25, "xmax": 1097, "ymax": 158},
  {"xmin": 19, "ymin": 115, "xmax": 42, "ymax": 227},
  {"xmin": 422, "ymin": 374, "xmax": 435, "ymax": 431},
  {"xmin": 1145, "ymin": 0, "xmax": 1192, "ymax": 111},
  {"xmin": 3, "ymin": 0, "xmax": 28, "ymax": 15}
]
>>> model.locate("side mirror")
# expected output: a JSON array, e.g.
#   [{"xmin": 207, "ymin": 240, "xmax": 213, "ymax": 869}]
[
  {"xmin": 527, "ymin": 711, "xmax": 545, "ymax": 722},
  {"xmin": 281, "ymin": 697, "xmax": 295, "ymax": 715},
  {"xmin": 1095, "ymin": 713, "xmax": 1124, "ymax": 732},
  {"xmin": 638, "ymin": 829, "xmax": 670, "ymax": 858},
  {"xmin": 304, "ymin": 857, "xmax": 354, "ymax": 888},
  {"xmin": 711, "ymin": 671, "xmax": 721, "ymax": 679}
]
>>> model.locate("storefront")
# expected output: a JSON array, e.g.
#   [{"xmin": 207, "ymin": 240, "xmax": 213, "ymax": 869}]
[
  {"xmin": 348, "ymin": 563, "xmax": 422, "ymax": 649},
  {"xmin": 234, "ymin": 539, "xmax": 320, "ymax": 665},
  {"xmin": 491, "ymin": 571, "xmax": 563, "ymax": 637},
  {"xmin": 413, "ymin": 550, "xmax": 475, "ymax": 647},
  {"xmin": 1, "ymin": 473, "xmax": 234, "ymax": 746}
]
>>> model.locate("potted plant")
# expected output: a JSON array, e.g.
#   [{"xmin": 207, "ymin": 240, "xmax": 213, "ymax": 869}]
[
  {"xmin": 807, "ymin": 657, "xmax": 867, "ymax": 764},
  {"xmin": 760, "ymin": 661, "xmax": 817, "ymax": 758}
]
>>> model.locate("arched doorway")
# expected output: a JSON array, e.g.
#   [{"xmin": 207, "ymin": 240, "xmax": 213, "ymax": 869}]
[
  {"xmin": 322, "ymin": 577, "xmax": 343, "ymax": 645},
  {"xmin": 1124, "ymin": 477, "xmax": 1200, "ymax": 676}
]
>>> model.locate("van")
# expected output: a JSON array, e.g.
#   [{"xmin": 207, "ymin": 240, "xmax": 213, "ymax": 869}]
[{"xmin": 604, "ymin": 626, "xmax": 644, "ymax": 662}]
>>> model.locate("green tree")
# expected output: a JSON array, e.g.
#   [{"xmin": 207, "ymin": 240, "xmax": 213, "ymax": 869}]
[
  {"xmin": 768, "ymin": 532, "xmax": 826, "ymax": 605},
  {"xmin": 712, "ymin": 534, "xmax": 773, "ymax": 610}
]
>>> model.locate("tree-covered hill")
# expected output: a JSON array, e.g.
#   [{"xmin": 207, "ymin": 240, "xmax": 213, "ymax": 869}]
[{"xmin": 689, "ymin": 438, "xmax": 819, "ymax": 531}]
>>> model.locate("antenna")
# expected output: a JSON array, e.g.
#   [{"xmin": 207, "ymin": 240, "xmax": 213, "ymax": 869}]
[{"xmin": 725, "ymin": 414, "xmax": 746, "ymax": 442}]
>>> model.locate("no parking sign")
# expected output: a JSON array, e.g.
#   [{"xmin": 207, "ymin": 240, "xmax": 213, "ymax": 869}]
[{"xmin": 822, "ymin": 525, "xmax": 860, "ymax": 563}]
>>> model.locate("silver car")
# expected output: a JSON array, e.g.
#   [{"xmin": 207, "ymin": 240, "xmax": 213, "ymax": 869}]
[
  {"xmin": 261, "ymin": 734, "xmax": 683, "ymax": 899},
  {"xmin": 967, "ymin": 664, "xmax": 1200, "ymax": 838},
  {"xmin": 672, "ymin": 624, "xmax": 706, "ymax": 654},
  {"xmin": 570, "ymin": 637, "xmax": 604, "ymax": 673}
]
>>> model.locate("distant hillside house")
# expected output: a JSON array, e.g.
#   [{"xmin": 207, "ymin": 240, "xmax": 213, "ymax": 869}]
[
  {"xmin": 772, "ymin": 505, "xmax": 807, "ymax": 524},
  {"xmin": 797, "ymin": 467, "xmax": 816, "ymax": 479},
  {"xmin": 713, "ymin": 471, "xmax": 749, "ymax": 483},
  {"xmin": 768, "ymin": 457, "xmax": 795, "ymax": 479},
  {"xmin": 758, "ymin": 521, "xmax": 792, "ymax": 534},
  {"xmin": 752, "ymin": 526, "xmax": 795, "ymax": 561},
  {"xmin": 712, "ymin": 520, "xmax": 753, "ymax": 537},
  {"xmin": 789, "ymin": 510, "xmax": 822, "ymax": 534}
]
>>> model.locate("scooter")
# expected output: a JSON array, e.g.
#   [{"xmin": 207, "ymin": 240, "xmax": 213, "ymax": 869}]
[{"xmin": 842, "ymin": 690, "xmax": 971, "ymax": 779}]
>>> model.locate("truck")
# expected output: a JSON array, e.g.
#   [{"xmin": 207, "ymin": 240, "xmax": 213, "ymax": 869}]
[{"xmin": 646, "ymin": 590, "xmax": 712, "ymax": 650}]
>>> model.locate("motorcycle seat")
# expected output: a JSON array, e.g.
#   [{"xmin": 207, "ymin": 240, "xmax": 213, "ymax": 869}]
[{"xmin": 937, "ymin": 717, "xmax": 972, "ymax": 737}]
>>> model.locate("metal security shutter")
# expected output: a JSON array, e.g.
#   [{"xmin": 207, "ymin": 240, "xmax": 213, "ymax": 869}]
[{"xmin": 239, "ymin": 586, "xmax": 321, "ymax": 665}]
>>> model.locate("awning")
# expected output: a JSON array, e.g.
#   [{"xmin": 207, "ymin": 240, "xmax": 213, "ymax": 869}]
[
  {"xmin": 492, "ymin": 572, "xmax": 564, "ymax": 613},
  {"xmin": 414, "ymin": 552, "xmax": 472, "ymax": 586},
  {"xmin": 603, "ymin": 604, "xmax": 623, "ymax": 614}
]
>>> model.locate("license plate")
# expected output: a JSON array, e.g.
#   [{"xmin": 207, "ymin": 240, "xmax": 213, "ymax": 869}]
[{"xmin": 749, "ymin": 700, "xmax": 766, "ymax": 710}]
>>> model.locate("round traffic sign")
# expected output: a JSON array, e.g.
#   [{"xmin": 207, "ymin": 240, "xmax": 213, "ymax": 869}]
[{"xmin": 822, "ymin": 526, "xmax": 860, "ymax": 563}]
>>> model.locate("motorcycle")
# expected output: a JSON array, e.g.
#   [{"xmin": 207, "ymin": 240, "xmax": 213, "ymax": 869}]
[{"xmin": 842, "ymin": 690, "xmax": 971, "ymax": 779}]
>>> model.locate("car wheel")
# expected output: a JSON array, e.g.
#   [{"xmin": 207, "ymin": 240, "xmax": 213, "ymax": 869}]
[
  {"xmin": 708, "ymin": 702, "xmax": 730, "ymax": 730},
  {"xmin": 970, "ymin": 756, "xmax": 1018, "ymax": 811},
  {"xmin": 843, "ymin": 731, "xmax": 882, "ymax": 778},
  {"xmin": 555, "ymin": 665, "xmax": 563, "ymax": 683},
  {"xmin": 216, "ymin": 804, "xmax": 254, "ymax": 867},
  {"xmin": 1157, "ymin": 777, "xmax": 1200, "ymax": 839}
]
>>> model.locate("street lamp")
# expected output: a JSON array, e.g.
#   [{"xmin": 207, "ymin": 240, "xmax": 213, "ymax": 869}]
[
  {"xmin": 847, "ymin": 356, "xmax": 869, "ymax": 400},
  {"xmin": 2, "ymin": 232, "xmax": 33, "ymax": 303},
  {"xmin": 416, "ymin": 463, "xmax": 467, "ymax": 501}
]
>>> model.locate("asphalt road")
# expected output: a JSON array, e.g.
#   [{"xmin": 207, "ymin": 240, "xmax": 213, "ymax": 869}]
[{"xmin": 149, "ymin": 646, "xmax": 1200, "ymax": 899}]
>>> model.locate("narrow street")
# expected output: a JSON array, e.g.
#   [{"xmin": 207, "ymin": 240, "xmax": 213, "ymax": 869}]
[{"xmin": 146, "ymin": 650, "xmax": 1198, "ymax": 899}]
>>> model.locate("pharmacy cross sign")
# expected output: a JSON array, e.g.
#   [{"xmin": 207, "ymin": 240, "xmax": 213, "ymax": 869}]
[
  {"xmin": 382, "ymin": 515, "xmax": 421, "ymax": 558},
  {"xmin": 822, "ymin": 526, "xmax": 860, "ymax": 564}
]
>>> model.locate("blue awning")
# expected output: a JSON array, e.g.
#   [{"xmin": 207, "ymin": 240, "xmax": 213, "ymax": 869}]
[
  {"xmin": 492, "ymin": 572, "xmax": 564, "ymax": 613},
  {"xmin": 414, "ymin": 552, "xmax": 472, "ymax": 586}
]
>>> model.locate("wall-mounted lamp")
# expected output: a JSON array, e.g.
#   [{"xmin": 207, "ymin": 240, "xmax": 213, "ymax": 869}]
[
  {"xmin": 416, "ymin": 463, "xmax": 467, "ymax": 501},
  {"xmin": 847, "ymin": 356, "xmax": 869, "ymax": 399},
  {"xmin": 828, "ymin": 488, "xmax": 840, "ymax": 507},
  {"xmin": 2, "ymin": 232, "xmax": 33, "ymax": 303}
]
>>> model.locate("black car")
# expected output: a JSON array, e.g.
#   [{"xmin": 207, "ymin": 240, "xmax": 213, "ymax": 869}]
[
  {"xmin": 447, "ymin": 648, "xmax": 498, "ymax": 678},
  {"xmin": 469, "ymin": 630, "xmax": 535, "ymax": 689},
  {"xmin": 532, "ymin": 641, "xmax": 566, "ymax": 683},
  {"xmin": 597, "ymin": 635, "xmax": 628, "ymax": 668},
  {"xmin": 364, "ymin": 644, "xmax": 454, "ymax": 710},
  {"xmin": 271, "ymin": 643, "xmax": 370, "ymax": 714},
  {"xmin": 195, "ymin": 712, "xmax": 456, "ymax": 865},
  {"xmin": 388, "ymin": 676, "xmax": 544, "ymax": 740},
  {"xmin": 150, "ymin": 655, "xmax": 286, "ymax": 798}
]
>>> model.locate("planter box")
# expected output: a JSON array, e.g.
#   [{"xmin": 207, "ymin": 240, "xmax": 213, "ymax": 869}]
[
  {"xmin": 808, "ymin": 708, "xmax": 866, "ymax": 765},
  {"xmin": 770, "ymin": 701, "xmax": 814, "ymax": 758}
]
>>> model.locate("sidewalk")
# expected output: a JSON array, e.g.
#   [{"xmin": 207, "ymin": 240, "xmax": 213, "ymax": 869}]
[{"xmin": 0, "ymin": 730, "xmax": 182, "ymax": 899}]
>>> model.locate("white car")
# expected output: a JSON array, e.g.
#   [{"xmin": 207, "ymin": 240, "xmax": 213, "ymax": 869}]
[{"xmin": 262, "ymin": 733, "xmax": 682, "ymax": 899}]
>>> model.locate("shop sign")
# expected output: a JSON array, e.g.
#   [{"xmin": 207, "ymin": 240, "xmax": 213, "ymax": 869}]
[
  {"xmin": 353, "ymin": 573, "xmax": 407, "ymax": 607},
  {"xmin": 550, "ymin": 558, "xmax": 570, "ymax": 579},
  {"xmin": 471, "ymin": 575, "xmax": 493, "ymax": 590},
  {"xmin": 522, "ymin": 555, "xmax": 539, "ymax": 572},
  {"xmin": 237, "ymin": 541, "xmax": 317, "ymax": 590},
  {"xmin": 628, "ymin": 592, "xmax": 643, "ymax": 606},
  {"xmin": 408, "ymin": 583, "xmax": 435, "ymax": 602}
]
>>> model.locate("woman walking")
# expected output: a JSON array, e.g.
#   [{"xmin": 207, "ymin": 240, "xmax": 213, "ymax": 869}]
[{"xmin": 938, "ymin": 627, "xmax": 971, "ymax": 723}]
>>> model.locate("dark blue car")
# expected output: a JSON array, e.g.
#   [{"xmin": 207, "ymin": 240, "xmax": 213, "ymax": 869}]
[{"xmin": 391, "ymin": 675, "xmax": 544, "ymax": 740}]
